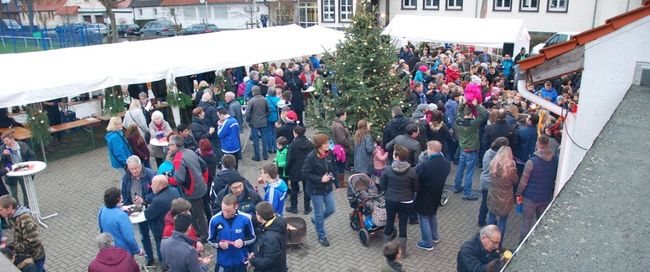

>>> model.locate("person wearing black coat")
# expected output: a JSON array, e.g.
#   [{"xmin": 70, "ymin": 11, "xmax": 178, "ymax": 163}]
[
  {"xmin": 285, "ymin": 126, "xmax": 314, "ymax": 214},
  {"xmin": 249, "ymin": 202, "xmax": 287, "ymax": 272},
  {"xmin": 413, "ymin": 141, "xmax": 450, "ymax": 250},
  {"xmin": 197, "ymin": 98, "xmax": 218, "ymax": 128},
  {"xmin": 144, "ymin": 175, "xmax": 181, "ymax": 264},
  {"xmin": 380, "ymin": 145, "xmax": 419, "ymax": 257},
  {"xmin": 283, "ymin": 64, "xmax": 307, "ymax": 125},
  {"xmin": 210, "ymin": 155, "xmax": 254, "ymax": 202},
  {"xmin": 301, "ymin": 133, "xmax": 336, "ymax": 247},
  {"xmin": 457, "ymin": 226, "xmax": 502, "ymax": 272},
  {"xmin": 383, "ymin": 106, "xmax": 411, "ymax": 148},
  {"xmin": 483, "ymin": 110, "xmax": 517, "ymax": 151}
]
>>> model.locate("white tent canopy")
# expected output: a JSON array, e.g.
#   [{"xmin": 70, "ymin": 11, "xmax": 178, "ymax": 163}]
[
  {"xmin": 382, "ymin": 15, "xmax": 530, "ymax": 53},
  {"xmin": 0, "ymin": 25, "xmax": 344, "ymax": 108}
]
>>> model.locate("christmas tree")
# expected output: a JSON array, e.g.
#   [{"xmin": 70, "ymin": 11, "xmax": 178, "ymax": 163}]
[{"xmin": 307, "ymin": 1, "xmax": 405, "ymax": 136}]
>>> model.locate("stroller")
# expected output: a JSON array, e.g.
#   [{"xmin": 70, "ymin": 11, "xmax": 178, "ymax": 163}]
[{"xmin": 346, "ymin": 173, "xmax": 393, "ymax": 247}]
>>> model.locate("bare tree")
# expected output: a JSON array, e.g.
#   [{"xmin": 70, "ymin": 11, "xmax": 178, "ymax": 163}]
[{"xmin": 98, "ymin": 0, "xmax": 122, "ymax": 43}]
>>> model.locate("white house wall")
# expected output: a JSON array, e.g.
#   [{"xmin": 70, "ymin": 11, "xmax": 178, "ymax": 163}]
[{"xmin": 557, "ymin": 15, "xmax": 650, "ymax": 192}]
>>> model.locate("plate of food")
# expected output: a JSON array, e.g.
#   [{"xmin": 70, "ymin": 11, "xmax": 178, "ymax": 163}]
[{"xmin": 11, "ymin": 163, "xmax": 33, "ymax": 172}]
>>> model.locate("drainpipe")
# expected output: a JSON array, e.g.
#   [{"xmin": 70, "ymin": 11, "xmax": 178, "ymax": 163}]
[
  {"xmin": 592, "ymin": 0, "xmax": 599, "ymax": 28},
  {"xmin": 514, "ymin": 65, "xmax": 563, "ymax": 116}
]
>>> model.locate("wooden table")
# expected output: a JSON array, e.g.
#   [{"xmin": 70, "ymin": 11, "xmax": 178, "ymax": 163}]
[{"xmin": 0, "ymin": 118, "xmax": 101, "ymax": 162}]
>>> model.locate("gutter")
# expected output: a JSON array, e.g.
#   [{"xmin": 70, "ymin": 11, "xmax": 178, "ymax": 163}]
[{"xmin": 514, "ymin": 65, "xmax": 563, "ymax": 116}]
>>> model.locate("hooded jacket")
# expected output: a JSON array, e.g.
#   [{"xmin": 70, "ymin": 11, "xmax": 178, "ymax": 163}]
[
  {"xmin": 104, "ymin": 131, "xmax": 132, "ymax": 169},
  {"xmin": 88, "ymin": 246, "xmax": 139, "ymax": 272},
  {"xmin": 456, "ymin": 233, "xmax": 501, "ymax": 272},
  {"xmin": 10, "ymin": 206, "xmax": 45, "ymax": 261},
  {"xmin": 161, "ymin": 231, "xmax": 208, "ymax": 272},
  {"xmin": 386, "ymin": 135, "xmax": 421, "ymax": 167},
  {"xmin": 518, "ymin": 149, "xmax": 558, "ymax": 203},
  {"xmin": 380, "ymin": 161, "xmax": 419, "ymax": 203},
  {"xmin": 353, "ymin": 134, "xmax": 376, "ymax": 175},
  {"xmin": 212, "ymin": 169, "xmax": 253, "ymax": 199},
  {"xmin": 286, "ymin": 135, "xmax": 315, "ymax": 181},
  {"xmin": 249, "ymin": 216, "xmax": 288, "ymax": 272},
  {"xmin": 213, "ymin": 185, "xmax": 262, "ymax": 216},
  {"xmin": 414, "ymin": 153, "xmax": 449, "ymax": 215},
  {"xmin": 382, "ymin": 115, "xmax": 411, "ymax": 148},
  {"xmin": 479, "ymin": 149, "xmax": 498, "ymax": 190},
  {"xmin": 263, "ymin": 179, "xmax": 288, "ymax": 216},
  {"xmin": 487, "ymin": 165, "xmax": 519, "ymax": 217},
  {"xmin": 412, "ymin": 104, "xmax": 428, "ymax": 120}
]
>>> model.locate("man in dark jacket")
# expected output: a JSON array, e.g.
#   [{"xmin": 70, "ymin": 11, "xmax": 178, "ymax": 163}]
[
  {"xmin": 514, "ymin": 115, "xmax": 538, "ymax": 177},
  {"xmin": 457, "ymin": 225, "xmax": 502, "ymax": 272},
  {"xmin": 383, "ymin": 106, "xmax": 411, "ymax": 148},
  {"xmin": 483, "ymin": 109, "xmax": 517, "ymax": 153},
  {"xmin": 197, "ymin": 92, "xmax": 218, "ymax": 128},
  {"xmin": 386, "ymin": 122, "xmax": 421, "ymax": 167},
  {"xmin": 161, "ymin": 213, "xmax": 212, "ymax": 272},
  {"xmin": 285, "ymin": 126, "xmax": 314, "ymax": 214},
  {"xmin": 414, "ymin": 141, "xmax": 450, "ymax": 251},
  {"xmin": 249, "ymin": 202, "xmax": 287, "ymax": 272},
  {"xmin": 169, "ymin": 135, "xmax": 209, "ymax": 242},
  {"xmin": 1, "ymin": 131, "xmax": 34, "ymax": 206},
  {"xmin": 211, "ymin": 155, "xmax": 253, "ymax": 200},
  {"xmin": 88, "ymin": 233, "xmax": 139, "ymax": 272},
  {"xmin": 145, "ymin": 175, "xmax": 180, "ymax": 264},
  {"xmin": 213, "ymin": 179, "xmax": 262, "ymax": 217},
  {"xmin": 121, "ymin": 155, "xmax": 156, "ymax": 265},
  {"xmin": 246, "ymin": 86, "xmax": 270, "ymax": 161},
  {"xmin": 284, "ymin": 62, "xmax": 306, "ymax": 125}
]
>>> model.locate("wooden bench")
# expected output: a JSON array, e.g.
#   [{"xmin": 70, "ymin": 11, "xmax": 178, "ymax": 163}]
[{"xmin": 0, "ymin": 126, "xmax": 32, "ymax": 141}]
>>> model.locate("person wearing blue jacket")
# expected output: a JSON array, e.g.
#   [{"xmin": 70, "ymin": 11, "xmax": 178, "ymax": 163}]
[
  {"xmin": 257, "ymin": 163, "xmax": 288, "ymax": 217},
  {"xmin": 244, "ymin": 71, "xmax": 260, "ymax": 100},
  {"xmin": 539, "ymin": 80, "xmax": 559, "ymax": 103},
  {"xmin": 105, "ymin": 117, "xmax": 132, "ymax": 176},
  {"xmin": 121, "ymin": 155, "xmax": 156, "ymax": 265},
  {"xmin": 98, "ymin": 187, "xmax": 143, "ymax": 257},
  {"xmin": 217, "ymin": 107, "xmax": 241, "ymax": 167},
  {"xmin": 208, "ymin": 194, "xmax": 256, "ymax": 272},
  {"xmin": 265, "ymin": 90, "xmax": 280, "ymax": 153}
]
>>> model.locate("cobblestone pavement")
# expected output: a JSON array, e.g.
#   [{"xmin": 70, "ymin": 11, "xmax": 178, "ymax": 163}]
[{"xmin": 24, "ymin": 131, "xmax": 521, "ymax": 272}]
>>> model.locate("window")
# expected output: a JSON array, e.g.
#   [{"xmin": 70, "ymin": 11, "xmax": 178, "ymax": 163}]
[
  {"xmin": 519, "ymin": 0, "xmax": 539, "ymax": 12},
  {"xmin": 547, "ymin": 0, "xmax": 568, "ymax": 12},
  {"xmin": 212, "ymin": 6, "xmax": 227, "ymax": 19},
  {"xmin": 339, "ymin": 0, "xmax": 353, "ymax": 22},
  {"xmin": 184, "ymin": 6, "xmax": 197, "ymax": 19},
  {"xmin": 322, "ymin": 0, "xmax": 335, "ymax": 22},
  {"xmin": 493, "ymin": 0, "xmax": 512, "ymax": 11},
  {"xmin": 153, "ymin": 8, "xmax": 158, "ymax": 16},
  {"xmin": 198, "ymin": 5, "xmax": 208, "ymax": 19},
  {"xmin": 402, "ymin": 0, "xmax": 417, "ymax": 10},
  {"xmin": 299, "ymin": 3, "xmax": 318, "ymax": 27},
  {"xmin": 423, "ymin": 0, "xmax": 440, "ymax": 10},
  {"xmin": 446, "ymin": 0, "xmax": 463, "ymax": 10}
]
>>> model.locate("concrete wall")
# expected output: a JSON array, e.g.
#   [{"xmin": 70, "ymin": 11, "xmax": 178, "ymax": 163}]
[{"xmin": 556, "ymin": 15, "xmax": 650, "ymax": 193}]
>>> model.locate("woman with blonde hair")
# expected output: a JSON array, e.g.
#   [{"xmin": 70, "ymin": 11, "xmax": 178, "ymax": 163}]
[
  {"xmin": 122, "ymin": 99, "xmax": 148, "ymax": 140},
  {"xmin": 148, "ymin": 110, "xmax": 172, "ymax": 167},
  {"xmin": 486, "ymin": 146, "xmax": 518, "ymax": 243},
  {"xmin": 353, "ymin": 119, "xmax": 375, "ymax": 176},
  {"xmin": 105, "ymin": 117, "xmax": 132, "ymax": 176}
]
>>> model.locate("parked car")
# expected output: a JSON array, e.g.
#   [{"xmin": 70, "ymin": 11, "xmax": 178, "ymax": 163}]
[
  {"xmin": 181, "ymin": 23, "xmax": 219, "ymax": 35},
  {"xmin": 141, "ymin": 20, "xmax": 176, "ymax": 37},
  {"xmin": 1, "ymin": 19, "xmax": 22, "ymax": 32},
  {"xmin": 117, "ymin": 24, "xmax": 141, "ymax": 37},
  {"xmin": 531, "ymin": 32, "xmax": 578, "ymax": 55},
  {"xmin": 87, "ymin": 23, "xmax": 109, "ymax": 35}
]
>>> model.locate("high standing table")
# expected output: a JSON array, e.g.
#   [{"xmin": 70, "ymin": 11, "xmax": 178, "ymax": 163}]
[{"xmin": 6, "ymin": 161, "xmax": 58, "ymax": 229}]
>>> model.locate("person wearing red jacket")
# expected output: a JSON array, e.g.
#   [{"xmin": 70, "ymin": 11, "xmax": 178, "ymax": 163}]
[
  {"xmin": 161, "ymin": 198, "xmax": 203, "ymax": 251},
  {"xmin": 88, "ymin": 233, "xmax": 139, "ymax": 272}
]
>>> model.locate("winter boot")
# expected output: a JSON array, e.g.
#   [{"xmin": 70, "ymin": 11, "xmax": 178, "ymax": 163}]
[
  {"xmin": 383, "ymin": 232, "xmax": 394, "ymax": 242},
  {"xmin": 398, "ymin": 237, "xmax": 408, "ymax": 258}
]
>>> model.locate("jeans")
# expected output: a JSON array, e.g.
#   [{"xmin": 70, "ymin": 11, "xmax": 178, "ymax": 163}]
[
  {"xmin": 265, "ymin": 121, "xmax": 277, "ymax": 153},
  {"xmin": 34, "ymin": 255, "xmax": 45, "ymax": 272},
  {"xmin": 520, "ymin": 198, "xmax": 550, "ymax": 241},
  {"xmin": 216, "ymin": 264, "xmax": 247, "ymax": 272},
  {"xmin": 250, "ymin": 126, "xmax": 268, "ymax": 160},
  {"xmin": 137, "ymin": 222, "xmax": 154, "ymax": 262},
  {"xmin": 6, "ymin": 177, "xmax": 28, "ymax": 207},
  {"xmin": 289, "ymin": 180, "xmax": 310, "ymax": 210},
  {"xmin": 310, "ymin": 191, "xmax": 336, "ymax": 239},
  {"xmin": 454, "ymin": 150, "xmax": 477, "ymax": 196},
  {"xmin": 478, "ymin": 189, "xmax": 489, "ymax": 226},
  {"xmin": 487, "ymin": 212, "xmax": 508, "ymax": 244},
  {"xmin": 384, "ymin": 201, "xmax": 413, "ymax": 238},
  {"xmin": 417, "ymin": 213, "xmax": 439, "ymax": 247}
]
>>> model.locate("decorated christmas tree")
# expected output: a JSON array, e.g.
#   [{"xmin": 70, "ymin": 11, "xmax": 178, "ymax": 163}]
[{"xmin": 307, "ymin": 1, "xmax": 404, "ymax": 135}]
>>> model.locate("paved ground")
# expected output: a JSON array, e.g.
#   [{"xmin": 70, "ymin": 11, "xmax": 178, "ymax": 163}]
[
  {"xmin": 507, "ymin": 86, "xmax": 650, "ymax": 271},
  {"xmin": 9, "ymin": 127, "xmax": 522, "ymax": 271}
]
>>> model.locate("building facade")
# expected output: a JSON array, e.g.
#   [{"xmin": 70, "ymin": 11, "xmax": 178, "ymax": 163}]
[{"xmin": 316, "ymin": 0, "xmax": 645, "ymax": 33}]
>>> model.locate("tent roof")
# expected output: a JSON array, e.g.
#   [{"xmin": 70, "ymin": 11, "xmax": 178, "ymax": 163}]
[
  {"xmin": 0, "ymin": 25, "xmax": 343, "ymax": 108},
  {"xmin": 381, "ymin": 15, "xmax": 530, "ymax": 48}
]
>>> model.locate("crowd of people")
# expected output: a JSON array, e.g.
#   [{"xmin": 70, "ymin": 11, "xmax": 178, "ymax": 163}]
[{"xmin": 0, "ymin": 42, "xmax": 577, "ymax": 272}]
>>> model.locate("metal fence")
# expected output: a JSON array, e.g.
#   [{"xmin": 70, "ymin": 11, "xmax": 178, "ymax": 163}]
[{"xmin": 0, "ymin": 24, "xmax": 105, "ymax": 53}]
